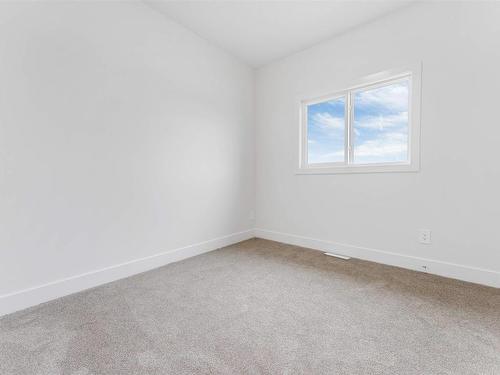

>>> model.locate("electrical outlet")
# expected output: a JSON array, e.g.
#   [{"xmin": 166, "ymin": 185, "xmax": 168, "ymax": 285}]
[
  {"xmin": 248, "ymin": 210, "xmax": 255, "ymax": 221},
  {"xmin": 419, "ymin": 229, "xmax": 431, "ymax": 244}
]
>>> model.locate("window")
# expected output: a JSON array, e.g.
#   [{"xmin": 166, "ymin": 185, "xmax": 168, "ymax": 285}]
[
  {"xmin": 307, "ymin": 96, "xmax": 346, "ymax": 164},
  {"xmin": 299, "ymin": 65, "xmax": 421, "ymax": 174}
]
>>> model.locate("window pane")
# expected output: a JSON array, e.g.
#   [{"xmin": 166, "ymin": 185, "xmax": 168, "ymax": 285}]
[
  {"xmin": 352, "ymin": 79, "xmax": 409, "ymax": 164},
  {"xmin": 307, "ymin": 96, "xmax": 345, "ymax": 164}
]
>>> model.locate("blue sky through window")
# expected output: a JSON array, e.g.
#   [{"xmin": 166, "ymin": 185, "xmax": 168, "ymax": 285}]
[
  {"xmin": 307, "ymin": 97, "xmax": 345, "ymax": 164},
  {"xmin": 306, "ymin": 79, "xmax": 409, "ymax": 166},
  {"xmin": 353, "ymin": 80, "xmax": 409, "ymax": 164}
]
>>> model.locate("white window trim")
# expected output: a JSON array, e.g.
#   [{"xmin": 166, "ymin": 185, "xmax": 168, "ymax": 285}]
[{"xmin": 297, "ymin": 63, "xmax": 422, "ymax": 175}]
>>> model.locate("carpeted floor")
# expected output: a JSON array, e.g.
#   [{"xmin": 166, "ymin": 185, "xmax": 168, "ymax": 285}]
[{"xmin": 0, "ymin": 239, "xmax": 499, "ymax": 375}]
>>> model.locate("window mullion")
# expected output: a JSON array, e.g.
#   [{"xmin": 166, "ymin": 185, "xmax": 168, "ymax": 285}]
[{"xmin": 347, "ymin": 92, "xmax": 354, "ymax": 164}]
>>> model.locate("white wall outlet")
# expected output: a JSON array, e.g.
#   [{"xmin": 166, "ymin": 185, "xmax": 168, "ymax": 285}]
[
  {"xmin": 419, "ymin": 229, "xmax": 431, "ymax": 244},
  {"xmin": 248, "ymin": 210, "xmax": 255, "ymax": 221}
]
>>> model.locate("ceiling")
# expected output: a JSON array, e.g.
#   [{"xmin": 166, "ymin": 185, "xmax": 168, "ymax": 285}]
[{"xmin": 145, "ymin": 1, "xmax": 413, "ymax": 68}]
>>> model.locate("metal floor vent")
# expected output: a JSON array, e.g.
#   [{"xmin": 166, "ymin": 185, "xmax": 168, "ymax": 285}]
[{"xmin": 324, "ymin": 252, "xmax": 351, "ymax": 260}]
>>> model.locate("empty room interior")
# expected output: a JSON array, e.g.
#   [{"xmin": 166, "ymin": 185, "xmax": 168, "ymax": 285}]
[{"xmin": 0, "ymin": 1, "xmax": 499, "ymax": 374}]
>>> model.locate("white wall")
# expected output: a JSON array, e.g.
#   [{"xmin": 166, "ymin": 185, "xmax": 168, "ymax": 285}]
[
  {"xmin": 1, "ymin": 1, "xmax": 499, "ymax": 316},
  {"xmin": 256, "ymin": 2, "xmax": 500, "ymax": 286},
  {"xmin": 0, "ymin": 1, "xmax": 254, "ymax": 305}
]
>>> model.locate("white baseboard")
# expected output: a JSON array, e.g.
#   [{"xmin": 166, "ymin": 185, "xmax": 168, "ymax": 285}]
[
  {"xmin": 255, "ymin": 228, "xmax": 500, "ymax": 289},
  {"xmin": 0, "ymin": 229, "xmax": 255, "ymax": 317},
  {"xmin": 2, "ymin": 227, "xmax": 497, "ymax": 317}
]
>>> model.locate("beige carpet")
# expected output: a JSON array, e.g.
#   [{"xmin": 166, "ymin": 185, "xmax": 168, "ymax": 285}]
[{"xmin": 1, "ymin": 238, "xmax": 499, "ymax": 374}]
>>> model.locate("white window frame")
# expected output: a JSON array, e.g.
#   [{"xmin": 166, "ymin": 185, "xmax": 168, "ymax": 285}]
[{"xmin": 298, "ymin": 63, "xmax": 422, "ymax": 174}]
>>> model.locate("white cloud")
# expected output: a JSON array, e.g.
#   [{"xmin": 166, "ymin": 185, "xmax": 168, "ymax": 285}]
[
  {"xmin": 354, "ymin": 111, "xmax": 408, "ymax": 130},
  {"xmin": 310, "ymin": 132, "xmax": 407, "ymax": 163},
  {"xmin": 312, "ymin": 112, "xmax": 344, "ymax": 130},
  {"xmin": 355, "ymin": 82, "xmax": 409, "ymax": 112},
  {"xmin": 308, "ymin": 149, "xmax": 344, "ymax": 164},
  {"xmin": 354, "ymin": 132, "xmax": 407, "ymax": 161}
]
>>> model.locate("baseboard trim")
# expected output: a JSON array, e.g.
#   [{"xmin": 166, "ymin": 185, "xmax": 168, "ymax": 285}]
[
  {"xmin": 0, "ymin": 229, "xmax": 255, "ymax": 317},
  {"xmin": 3, "ymin": 227, "xmax": 497, "ymax": 317},
  {"xmin": 255, "ymin": 228, "xmax": 500, "ymax": 289}
]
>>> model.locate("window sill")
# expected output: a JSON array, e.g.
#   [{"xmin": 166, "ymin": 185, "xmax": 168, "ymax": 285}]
[{"xmin": 295, "ymin": 163, "xmax": 419, "ymax": 175}]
